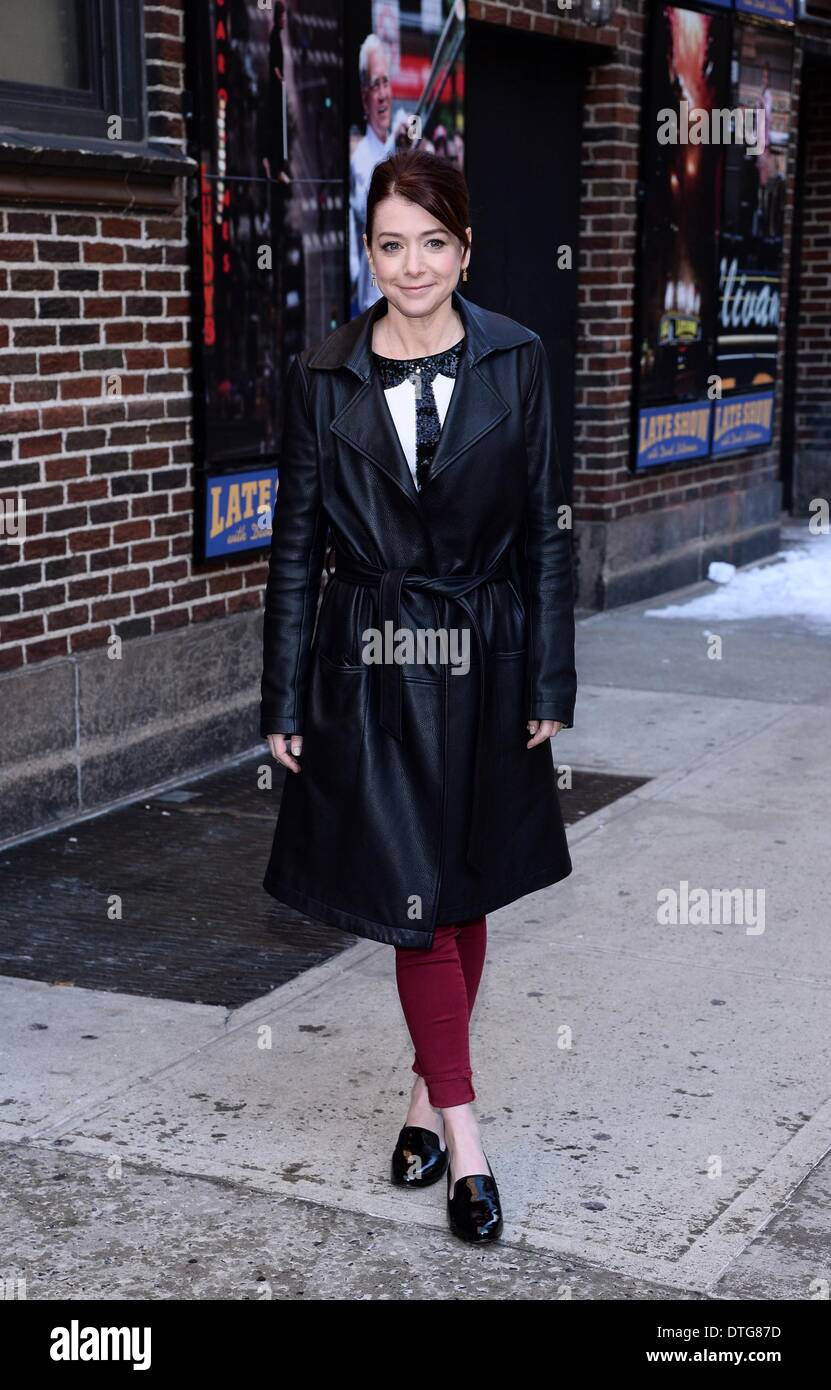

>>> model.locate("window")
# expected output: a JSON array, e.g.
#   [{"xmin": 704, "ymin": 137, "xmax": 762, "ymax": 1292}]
[{"xmin": 0, "ymin": 0, "xmax": 144, "ymax": 144}]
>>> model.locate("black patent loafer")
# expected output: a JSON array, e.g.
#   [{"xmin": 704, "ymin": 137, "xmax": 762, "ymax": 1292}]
[
  {"xmin": 446, "ymin": 1152, "xmax": 504, "ymax": 1242},
  {"xmin": 391, "ymin": 1125, "xmax": 449, "ymax": 1186}
]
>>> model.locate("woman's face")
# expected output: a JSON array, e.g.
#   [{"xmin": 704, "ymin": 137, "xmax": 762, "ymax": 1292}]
[{"xmin": 364, "ymin": 193, "xmax": 471, "ymax": 319}]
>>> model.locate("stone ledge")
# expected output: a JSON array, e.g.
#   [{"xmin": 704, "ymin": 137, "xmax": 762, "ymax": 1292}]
[
  {"xmin": 576, "ymin": 482, "xmax": 783, "ymax": 609},
  {"xmin": 0, "ymin": 608, "xmax": 265, "ymax": 845}
]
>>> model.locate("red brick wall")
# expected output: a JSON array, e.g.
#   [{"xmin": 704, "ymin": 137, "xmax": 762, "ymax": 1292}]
[{"xmin": 0, "ymin": 1, "xmax": 265, "ymax": 676}]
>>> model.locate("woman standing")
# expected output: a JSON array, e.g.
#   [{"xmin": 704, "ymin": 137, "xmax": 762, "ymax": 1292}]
[{"xmin": 261, "ymin": 148, "xmax": 576, "ymax": 1244}]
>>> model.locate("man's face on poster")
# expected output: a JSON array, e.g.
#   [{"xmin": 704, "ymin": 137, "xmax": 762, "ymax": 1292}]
[{"xmin": 363, "ymin": 47, "xmax": 391, "ymax": 141}]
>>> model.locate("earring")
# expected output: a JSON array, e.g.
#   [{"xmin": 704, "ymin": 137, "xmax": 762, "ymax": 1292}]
[
  {"xmin": 370, "ymin": 271, "xmax": 377, "ymax": 287},
  {"xmin": 462, "ymin": 265, "xmax": 468, "ymax": 282}
]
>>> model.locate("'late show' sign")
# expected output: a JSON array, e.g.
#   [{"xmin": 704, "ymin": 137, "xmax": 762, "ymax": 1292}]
[{"xmin": 204, "ymin": 468, "xmax": 276, "ymax": 558}]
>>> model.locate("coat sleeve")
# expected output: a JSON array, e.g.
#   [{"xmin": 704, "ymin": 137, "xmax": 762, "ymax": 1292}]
[
  {"xmin": 521, "ymin": 334, "xmax": 577, "ymax": 728},
  {"xmin": 260, "ymin": 354, "xmax": 328, "ymax": 737}
]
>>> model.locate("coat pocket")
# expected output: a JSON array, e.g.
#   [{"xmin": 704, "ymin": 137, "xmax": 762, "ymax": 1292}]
[
  {"xmin": 316, "ymin": 647, "xmax": 367, "ymax": 673},
  {"xmin": 492, "ymin": 650, "xmax": 529, "ymax": 749},
  {"xmin": 302, "ymin": 650, "xmax": 369, "ymax": 802}
]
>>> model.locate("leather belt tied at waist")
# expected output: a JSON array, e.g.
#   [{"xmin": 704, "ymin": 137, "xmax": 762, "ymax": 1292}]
[{"xmin": 333, "ymin": 554, "xmax": 513, "ymax": 871}]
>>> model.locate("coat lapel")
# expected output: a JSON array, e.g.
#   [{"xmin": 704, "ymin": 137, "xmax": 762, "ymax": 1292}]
[
  {"xmin": 424, "ymin": 351, "xmax": 510, "ymax": 486},
  {"xmin": 308, "ymin": 289, "xmax": 536, "ymax": 508},
  {"xmin": 330, "ymin": 368, "xmax": 422, "ymax": 507}
]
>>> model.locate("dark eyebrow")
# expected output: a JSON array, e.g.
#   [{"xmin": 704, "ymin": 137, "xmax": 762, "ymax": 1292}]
[{"xmin": 377, "ymin": 229, "xmax": 447, "ymax": 238}]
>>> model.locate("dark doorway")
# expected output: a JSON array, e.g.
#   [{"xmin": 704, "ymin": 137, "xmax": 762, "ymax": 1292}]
[{"xmin": 465, "ymin": 20, "xmax": 588, "ymax": 498}]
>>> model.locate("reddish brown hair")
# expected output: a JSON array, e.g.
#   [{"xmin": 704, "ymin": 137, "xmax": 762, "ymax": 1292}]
[{"xmin": 365, "ymin": 147, "xmax": 471, "ymax": 256}]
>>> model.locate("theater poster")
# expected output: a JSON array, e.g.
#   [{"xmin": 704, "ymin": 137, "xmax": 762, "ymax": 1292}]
[
  {"xmin": 186, "ymin": 0, "xmax": 343, "ymax": 561},
  {"xmin": 633, "ymin": 3, "xmax": 795, "ymax": 470},
  {"xmin": 345, "ymin": 0, "xmax": 466, "ymax": 319},
  {"xmin": 634, "ymin": 4, "xmax": 732, "ymax": 470},
  {"xmin": 713, "ymin": 24, "xmax": 793, "ymax": 457}
]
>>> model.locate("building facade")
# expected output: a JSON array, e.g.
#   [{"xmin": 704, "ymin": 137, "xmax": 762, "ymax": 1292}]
[{"xmin": 1, "ymin": 0, "xmax": 829, "ymax": 842}]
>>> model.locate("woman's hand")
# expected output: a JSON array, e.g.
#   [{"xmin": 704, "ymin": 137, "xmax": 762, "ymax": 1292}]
[
  {"xmin": 526, "ymin": 719, "xmax": 561, "ymax": 749},
  {"xmin": 267, "ymin": 733, "xmax": 304, "ymax": 773}
]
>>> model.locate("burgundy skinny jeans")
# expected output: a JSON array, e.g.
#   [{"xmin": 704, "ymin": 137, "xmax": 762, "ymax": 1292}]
[{"xmin": 394, "ymin": 915, "xmax": 488, "ymax": 1108}]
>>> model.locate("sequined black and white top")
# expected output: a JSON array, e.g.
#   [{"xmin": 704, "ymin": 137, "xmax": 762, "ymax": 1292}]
[{"xmin": 372, "ymin": 337, "xmax": 465, "ymax": 492}]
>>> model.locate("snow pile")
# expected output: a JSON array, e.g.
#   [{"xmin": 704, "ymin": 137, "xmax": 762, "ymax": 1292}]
[{"xmin": 644, "ymin": 532, "xmax": 831, "ymax": 629}]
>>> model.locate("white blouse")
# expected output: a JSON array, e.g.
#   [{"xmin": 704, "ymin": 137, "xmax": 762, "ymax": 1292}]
[
  {"xmin": 372, "ymin": 337, "xmax": 465, "ymax": 491},
  {"xmin": 380, "ymin": 373, "xmax": 456, "ymax": 486}
]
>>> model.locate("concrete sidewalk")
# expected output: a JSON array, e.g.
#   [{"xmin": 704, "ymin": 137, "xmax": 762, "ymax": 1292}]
[{"xmin": 2, "ymin": 524, "xmax": 830, "ymax": 1300}]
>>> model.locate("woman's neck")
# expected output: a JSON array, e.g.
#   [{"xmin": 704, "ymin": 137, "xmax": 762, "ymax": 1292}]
[{"xmin": 372, "ymin": 298, "xmax": 464, "ymax": 360}]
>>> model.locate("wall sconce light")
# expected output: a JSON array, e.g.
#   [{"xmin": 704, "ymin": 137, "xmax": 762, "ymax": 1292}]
[{"xmin": 581, "ymin": 0, "xmax": 614, "ymax": 26}]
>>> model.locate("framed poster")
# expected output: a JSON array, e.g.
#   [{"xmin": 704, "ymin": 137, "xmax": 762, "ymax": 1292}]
[
  {"xmin": 633, "ymin": 3, "xmax": 733, "ymax": 469},
  {"xmin": 632, "ymin": 2, "xmax": 795, "ymax": 470},
  {"xmin": 186, "ymin": 0, "xmax": 344, "ymax": 562},
  {"xmin": 714, "ymin": 22, "xmax": 792, "ymax": 453},
  {"xmin": 344, "ymin": 0, "xmax": 466, "ymax": 319}
]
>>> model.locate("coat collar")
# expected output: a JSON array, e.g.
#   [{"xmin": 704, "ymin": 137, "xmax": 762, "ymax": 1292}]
[
  {"xmin": 307, "ymin": 290, "xmax": 536, "ymax": 510},
  {"xmin": 306, "ymin": 288, "xmax": 535, "ymax": 378}
]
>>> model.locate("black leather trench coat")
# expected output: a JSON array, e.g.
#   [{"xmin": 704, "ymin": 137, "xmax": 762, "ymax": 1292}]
[{"xmin": 260, "ymin": 289, "xmax": 577, "ymax": 949}]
